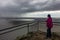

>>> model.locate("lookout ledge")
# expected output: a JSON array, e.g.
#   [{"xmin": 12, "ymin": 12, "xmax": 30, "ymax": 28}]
[{"xmin": 15, "ymin": 31, "xmax": 60, "ymax": 40}]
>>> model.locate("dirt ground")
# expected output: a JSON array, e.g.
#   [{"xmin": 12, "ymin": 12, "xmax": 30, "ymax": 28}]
[{"xmin": 16, "ymin": 31, "xmax": 60, "ymax": 40}]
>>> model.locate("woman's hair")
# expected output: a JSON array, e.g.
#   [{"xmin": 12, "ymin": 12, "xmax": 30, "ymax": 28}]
[{"xmin": 48, "ymin": 14, "xmax": 51, "ymax": 17}]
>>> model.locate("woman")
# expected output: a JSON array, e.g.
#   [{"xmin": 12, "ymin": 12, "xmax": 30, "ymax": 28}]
[{"xmin": 46, "ymin": 14, "xmax": 53, "ymax": 38}]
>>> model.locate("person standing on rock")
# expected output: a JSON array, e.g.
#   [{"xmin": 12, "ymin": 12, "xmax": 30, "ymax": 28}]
[{"xmin": 46, "ymin": 14, "xmax": 53, "ymax": 38}]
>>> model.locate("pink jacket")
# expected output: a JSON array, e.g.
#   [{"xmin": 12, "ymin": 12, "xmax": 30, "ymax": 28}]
[{"xmin": 46, "ymin": 17, "xmax": 53, "ymax": 29}]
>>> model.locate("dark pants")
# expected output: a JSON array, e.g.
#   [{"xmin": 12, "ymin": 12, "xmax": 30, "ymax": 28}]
[{"xmin": 47, "ymin": 28, "xmax": 52, "ymax": 38}]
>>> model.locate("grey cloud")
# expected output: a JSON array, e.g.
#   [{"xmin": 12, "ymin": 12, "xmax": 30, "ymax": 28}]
[
  {"xmin": 0, "ymin": 0, "xmax": 60, "ymax": 17},
  {"xmin": 41, "ymin": 0, "xmax": 60, "ymax": 11}
]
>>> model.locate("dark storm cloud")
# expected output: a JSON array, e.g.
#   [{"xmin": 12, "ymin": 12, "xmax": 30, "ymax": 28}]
[
  {"xmin": 0, "ymin": 0, "xmax": 60, "ymax": 17},
  {"xmin": 41, "ymin": 0, "xmax": 60, "ymax": 11}
]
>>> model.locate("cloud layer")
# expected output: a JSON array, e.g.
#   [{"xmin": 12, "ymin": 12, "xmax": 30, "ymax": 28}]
[{"xmin": 0, "ymin": 0, "xmax": 60, "ymax": 17}]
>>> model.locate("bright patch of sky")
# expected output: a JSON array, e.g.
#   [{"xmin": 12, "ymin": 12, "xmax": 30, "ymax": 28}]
[{"xmin": 19, "ymin": 10, "xmax": 60, "ymax": 18}]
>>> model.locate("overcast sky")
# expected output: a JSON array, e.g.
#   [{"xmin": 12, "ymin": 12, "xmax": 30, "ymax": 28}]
[{"xmin": 0, "ymin": 0, "xmax": 60, "ymax": 17}]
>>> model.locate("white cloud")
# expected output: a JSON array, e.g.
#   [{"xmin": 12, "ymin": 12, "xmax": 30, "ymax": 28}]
[
  {"xmin": 0, "ymin": 0, "xmax": 21, "ymax": 7},
  {"xmin": 29, "ymin": 0, "xmax": 48, "ymax": 5}
]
